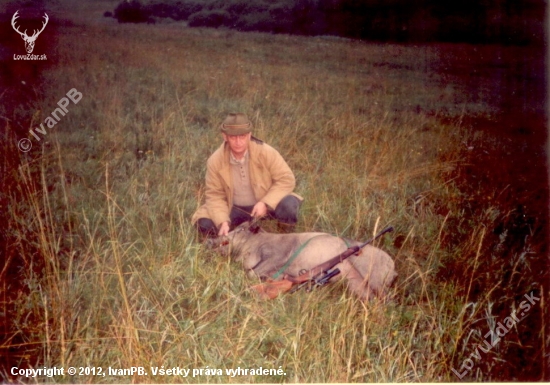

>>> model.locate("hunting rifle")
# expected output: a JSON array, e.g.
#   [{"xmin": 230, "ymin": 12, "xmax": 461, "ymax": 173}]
[{"xmin": 251, "ymin": 225, "xmax": 394, "ymax": 299}]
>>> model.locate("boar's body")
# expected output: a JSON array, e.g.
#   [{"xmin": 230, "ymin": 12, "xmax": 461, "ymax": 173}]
[{"xmin": 210, "ymin": 225, "xmax": 397, "ymax": 300}]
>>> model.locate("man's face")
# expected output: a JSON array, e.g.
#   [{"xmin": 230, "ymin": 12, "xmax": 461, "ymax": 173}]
[{"xmin": 223, "ymin": 132, "xmax": 251, "ymax": 158}]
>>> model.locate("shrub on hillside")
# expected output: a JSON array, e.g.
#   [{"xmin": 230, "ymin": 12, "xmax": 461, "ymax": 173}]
[
  {"xmin": 188, "ymin": 9, "xmax": 229, "ymax": 28},
  {"xmin": 223, "ymin": 0, "xmax": 257, "ymax": 15},
  {"xmin": 223, "ymin": 0, "xmax": 265, "ymax": 15},
  {"xmin": 205, "ymin": 0, "xmax": 227, "ymax": 11},
  {"xmin": 232, "ymin": 12, "xmax": 277, "ymax": 33},
  {"xmin": 267, "ymin": 3, "xmax": 294, "ymax": 33},
  {"xmin": 293, "ymin": 9, "xmax": 326, "ymax": 35},
  {"xmin": 114, "ymin": 0, "xmax": 152, "ymax": 23},
  {"xmin": 112, "ymin": 0, "xmax": 205, "ymax": 22},
  {"xmin": 176, "ymin": 1, "xmax": 204, "ymax": 19},
  {"xmin": 146, "ymin": 1, "xmax": 182, "ymax": 20}
]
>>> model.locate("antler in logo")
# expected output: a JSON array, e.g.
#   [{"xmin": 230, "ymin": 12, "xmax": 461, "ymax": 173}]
[{"xmin": 11, "ymin": 11, "xmax": 49, "ymax": 54}]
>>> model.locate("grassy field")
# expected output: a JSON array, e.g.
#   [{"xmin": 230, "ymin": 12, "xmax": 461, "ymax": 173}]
[{"xmin": 1, "ymin": 0, "xmax": 547, "ymax": 382}]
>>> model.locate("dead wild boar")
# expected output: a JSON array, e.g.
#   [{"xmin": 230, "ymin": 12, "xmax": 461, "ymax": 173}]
[{"xmin": 206, "ymin": 222, "xmax": 397, "ymax": 300}]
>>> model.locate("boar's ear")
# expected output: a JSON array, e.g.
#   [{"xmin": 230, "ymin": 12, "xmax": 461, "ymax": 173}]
[{"xmin": 249, "ymin": 223, "xmax": 261, "ymax": 234}]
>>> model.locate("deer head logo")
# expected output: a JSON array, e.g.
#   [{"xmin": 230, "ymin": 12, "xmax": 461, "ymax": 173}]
[{"xmin": 11, "ymin": 11, "xmax": 49, "ymax": 54}]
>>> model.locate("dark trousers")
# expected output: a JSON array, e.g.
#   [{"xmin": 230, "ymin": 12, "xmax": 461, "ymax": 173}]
[{"xmin": 196, "ymin": 195, "xmax": 301, "ymax": 236}]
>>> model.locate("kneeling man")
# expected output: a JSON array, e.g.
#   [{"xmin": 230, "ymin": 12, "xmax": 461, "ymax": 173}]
[{"xmin": 192, "ymin": 113, "xmax": 302, "ymax": 237}]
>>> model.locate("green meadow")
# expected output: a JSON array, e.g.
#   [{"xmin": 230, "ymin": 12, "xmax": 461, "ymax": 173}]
[{"xmin": 1, "ymin": 0, "xmax": 547, "ymax": 382}]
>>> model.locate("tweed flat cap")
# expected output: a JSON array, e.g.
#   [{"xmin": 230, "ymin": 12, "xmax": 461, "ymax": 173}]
[{"xmin": 220, "ymin": 113, "xmax": 253, "ymax": 135}]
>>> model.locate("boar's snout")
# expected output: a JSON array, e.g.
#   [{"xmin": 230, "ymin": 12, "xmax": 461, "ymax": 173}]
[
  {"xmin": 205, "ymin": 238, "xmax": 215, "ymax": 248},
  {"xmin": 205, "ymin": 237, "xmax": 220, "ymax": 249},
  {"xmin": 205, "ymin": 236, "xmax": 230, "ymax": 250}
]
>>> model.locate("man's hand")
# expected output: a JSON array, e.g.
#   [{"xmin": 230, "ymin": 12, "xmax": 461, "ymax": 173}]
[
  {"xmin": 251, "ymin": 201, "xmax": 268, "ymax": 218},
  {"xmin": 218, "ymin": 221, "xmax": 230, "ymax": 236}
]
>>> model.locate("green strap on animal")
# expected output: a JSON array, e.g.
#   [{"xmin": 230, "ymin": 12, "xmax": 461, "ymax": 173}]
[
  {"xmin": 271, "ymin": 235, "xmax": 351, "ymax": 279},
  {"xmin": 271, "ymin": 235, "xmax": 325, "ymax": 279}
]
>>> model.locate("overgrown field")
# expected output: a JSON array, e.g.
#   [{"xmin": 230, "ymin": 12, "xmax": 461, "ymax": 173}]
[{"xmin": 1, "ymin": 2, "xmax": 547, "ymax": 382}]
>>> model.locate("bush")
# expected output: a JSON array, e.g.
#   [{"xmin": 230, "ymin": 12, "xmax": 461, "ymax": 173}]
[
  {"xmin": 229, "ymin": 12, "xmax": 274, "ymax": 33},
  {"xmin": 229, "ymin": 0, "xmax": 326, "ymax": 36},
  {"xmin": 227, "ymin": 0, "xmax": 270, "ymax": 14},
  {"xmin": 114, "ymin": 0, "xmax": 152, "ymax": 23},
  {"xmin": 146, "ymin": 2, "xmax": 180, "ymax": 20},
  {"xmin": 143, "ymin": 0, "xmax": 203, "ymax": 20},
  {"xmin": 176, "ymin": 1, "xmax": 204, "ymax": 19},
  {"xmin": 267, "ymin": 3, "xmax": 294, "ymax": 33},
  {"xmin": 188, "ymin": 9, "xmax": 229, "ymax": 28}
]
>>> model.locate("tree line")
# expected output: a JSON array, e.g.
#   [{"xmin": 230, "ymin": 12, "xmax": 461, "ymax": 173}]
[{"xmin": 107, "ymin": 0, "xmax": 544, "ymax": 45}]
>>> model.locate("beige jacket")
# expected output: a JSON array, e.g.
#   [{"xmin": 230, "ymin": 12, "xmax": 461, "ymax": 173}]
[{"xmin": 192, "ymin": 139, "xmax": 301, "ymax": 228}]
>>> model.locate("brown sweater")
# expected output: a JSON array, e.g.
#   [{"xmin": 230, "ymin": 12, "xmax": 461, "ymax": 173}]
[{"xmin": 230, "ymin": 152, "xmax": 256, "ymax": 206}]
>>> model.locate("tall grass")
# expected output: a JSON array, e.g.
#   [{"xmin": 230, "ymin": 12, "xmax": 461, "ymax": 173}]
[{"xmin": 1, "ymin": 6, "xmax": 546, "ymax": 382}]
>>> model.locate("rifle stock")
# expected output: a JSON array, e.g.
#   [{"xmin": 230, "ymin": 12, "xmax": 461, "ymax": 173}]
[{"xmin": 251, "ymin": 225, "xmax": 394, "ymax": 299}]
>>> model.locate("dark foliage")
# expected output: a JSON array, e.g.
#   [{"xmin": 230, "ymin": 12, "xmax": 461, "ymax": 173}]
[
  {"xmin": 114, "ymin": 0, "xmax": 152, "ymax": 23},
  {"xmin": 188, "ymin": 9, "xmax": 229, "ymax": 28},
  {"xmin": 108, "ymin": 0, "xmax": 544, "ymax": 46},
  {"xmin": 146, "ymin": 0, "xmax": 203, "ymax": 20}
]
